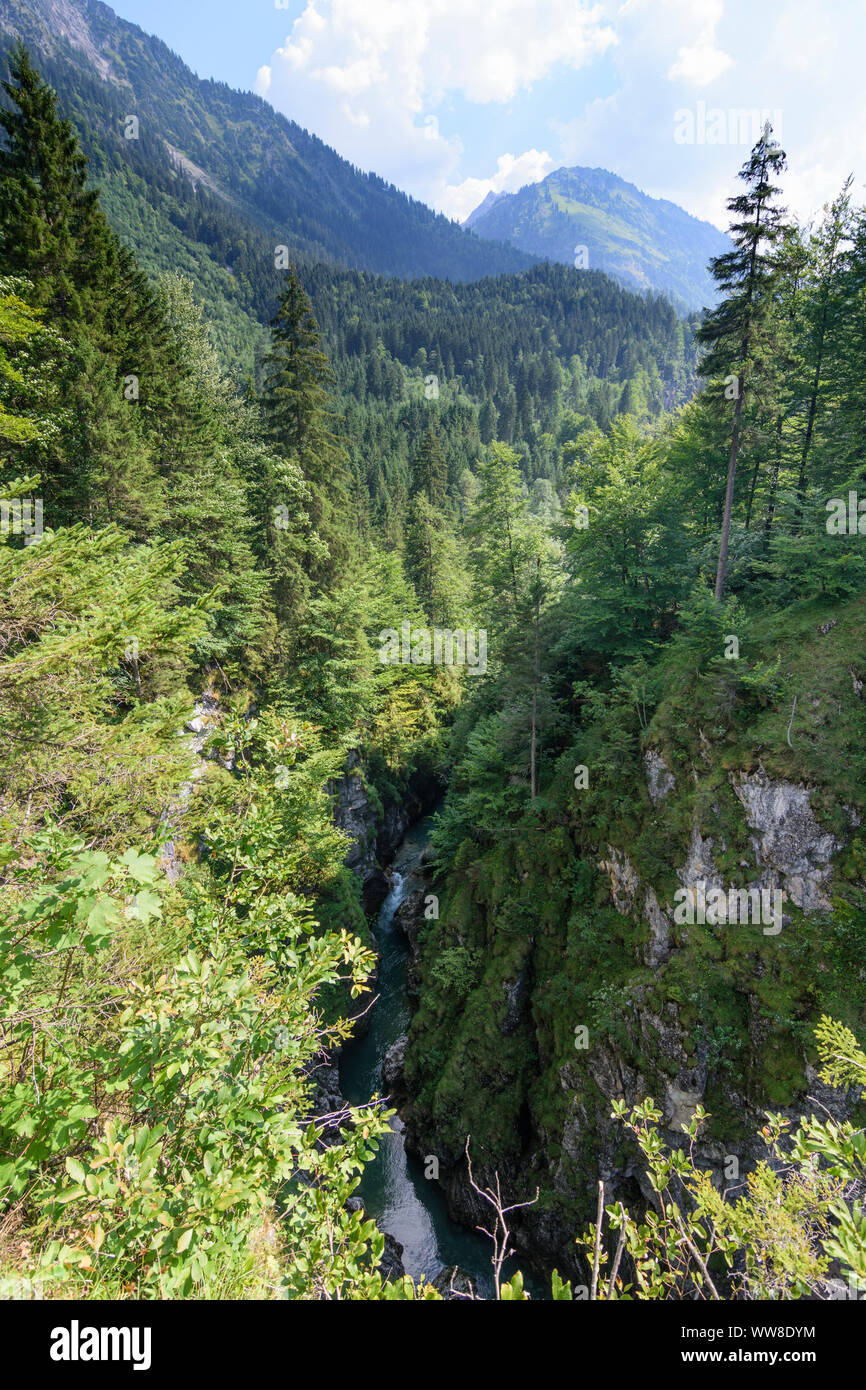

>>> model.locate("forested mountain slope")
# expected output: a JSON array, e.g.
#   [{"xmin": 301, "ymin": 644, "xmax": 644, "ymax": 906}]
[
  {"xmin": 0, "ymin": 0, "xmax": 533, "ymax": 362},
  {"xmin": 464, "ymin": 165, "xmax": 731, "ymax": 312},
  {"xmin": 1, "ymin": 34, "xmax": 865, "ymax": 1305},
  {"xmin": 304, "ymin": 261, "xmax": 698, "ymax": 536}
]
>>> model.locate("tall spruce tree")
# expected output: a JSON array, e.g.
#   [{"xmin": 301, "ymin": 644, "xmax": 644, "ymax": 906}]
[
  {"xmin": 411, "ymin": 424, "xmax": 448, "ymax": 508},
  {"xmin": 697, "ymin": 125, "xmax": 787, "ymax": 600},
  {"xmin": 0, "ymin": 47, "xmax": 176, "ymax": 528},
  {"xmin": 795, "ymin": 180, "xmax": 855, "ymax": 497},
  {"xmin": 0, "ymin": 44, "xmax": 106, "ymax": 325},
  {"xmin": 263, "ymin": 265, "xmax": 348, "ymax": 570}
]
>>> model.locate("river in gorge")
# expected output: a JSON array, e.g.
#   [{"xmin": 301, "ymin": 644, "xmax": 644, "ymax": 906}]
[{"xmin": 339, "ymin": 811, "xmax": 546, "ymax": 1300}]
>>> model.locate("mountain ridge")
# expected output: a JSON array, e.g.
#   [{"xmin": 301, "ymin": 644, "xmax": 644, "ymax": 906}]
[
  {"xmin": 0, "ymin": 0, "xmax": 536, "ymax": 283},
  {"xmin": 464, "ymin": 164, "xmax": 730, "ymax": 311}
]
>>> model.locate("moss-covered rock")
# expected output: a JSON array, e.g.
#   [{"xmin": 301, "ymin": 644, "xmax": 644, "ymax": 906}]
[{"xmin": 402, "ymin": 593, "xmax": 866, "ymax": 1277}]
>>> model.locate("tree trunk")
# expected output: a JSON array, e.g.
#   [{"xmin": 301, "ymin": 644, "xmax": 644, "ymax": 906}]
[
  {"xmin": 530, "ymin": 564, "xmax": 540, "ymax": 802},
  {"xmin": 763, "ymin": 413, "xmax": 785, "ymax": 544},
  {"xmin": 745, "ymin": 454, "xmax": 760, "ymax": 530},
  {"xmin": 796, "ymin": 307, "xmax": 827, "ymax": 510},
  {"xmin": 715, "ymin": 383, "xmax": 744, "ymax": 601}
]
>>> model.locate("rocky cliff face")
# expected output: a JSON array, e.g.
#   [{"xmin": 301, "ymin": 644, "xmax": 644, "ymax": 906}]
[
  {"xmin": 598, "ymin": 758, "xmax": 858, "ymax": 960},
  {"xmin": 522, "ymin": 756, "xmax": 862, "ymax": 1271},
  {"xmin": 402, "ymin": 738, "xmax": 866, "ymax": 1282},
  {"xmin": 328, "ymin": 752, "xmax": 440, "ymax": 911},
  {"xmin": 158, "ymin": 692, "xmax": 229, "ymax": 883},
  {"xmin": 326, "ymin": 752, "xmax": 378, "ymax": 881}
]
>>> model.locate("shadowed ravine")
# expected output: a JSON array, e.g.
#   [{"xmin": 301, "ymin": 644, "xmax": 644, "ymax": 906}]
[{"xmin": 339, "ymin": 813, "xmax": 541, "ymax": 1300}]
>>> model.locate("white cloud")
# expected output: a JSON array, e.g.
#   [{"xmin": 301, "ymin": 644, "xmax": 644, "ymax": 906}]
[
  {"xmin": 442, "ymin": 148, "xmax": 556, "ymax": 222},
  {"xmin": 664, "ymin": 0, "xmax": 733, "ymax": 86},
  {"xmin": 668, "ymin": 39, "xmax": 732, "ymax": 86},
  {"xmin": 256, "ymin": 0, "xmax": 615, "ymax": 210},
  {"xmin": 254, "ymin": 0, "xmax": 866, "ymax": 235},
  {"xmin": 551, "ymin": 0, "xmax": 866, "ymax": 231}
]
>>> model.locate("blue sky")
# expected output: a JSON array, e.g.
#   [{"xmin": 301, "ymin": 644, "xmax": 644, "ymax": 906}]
[
  {"xmin": 109, "ymin": 1, "xmax": 291, "ymax": 95},
  {"xmin": 110, "ymin": 1, "xmax": 866, "ymax": 231}
]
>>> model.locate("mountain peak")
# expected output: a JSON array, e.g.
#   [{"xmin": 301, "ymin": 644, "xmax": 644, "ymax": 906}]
[
  {"xmin": 463, "ymin": 164, "xmax": 729, "ymax": 312},
  {"xmin": 0, "ymin": 0, "xmax": 535, "ymax": 284},
  {"xmin": 463, "ymin": 189, "xmax": 506, "ymax": 229}
]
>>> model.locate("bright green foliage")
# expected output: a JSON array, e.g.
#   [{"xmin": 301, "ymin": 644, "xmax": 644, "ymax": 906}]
[
  {"xmin": 0, "ymin": 711, "xmax": 441, "ymax": 1299},
  {"xmin": 3, "ymin": 38, "xmax": 866, "ymax": 1308},
  {"xmin": 0, "ymin": 521, "xmax": 206, "ymax": 847},
  {"xmin": 0, "ymin": 279, "xmax": 56, "ymax": 446},
  {"xmin": 570, "ymin": 1019, "xmax": 866, "ymax": 1300}
]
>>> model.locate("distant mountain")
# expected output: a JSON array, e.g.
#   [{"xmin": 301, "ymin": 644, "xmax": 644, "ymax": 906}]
[
  {"xmin": 464, "ymin": 166, "xmax": 730, "ymax": 312},
  {"xmin": 0, "ymin": 0, "xmax": 535, "ymax": 288},
  {"xmin": 463, "ymin": 190, "xmax": 506, "ymax": 229}
]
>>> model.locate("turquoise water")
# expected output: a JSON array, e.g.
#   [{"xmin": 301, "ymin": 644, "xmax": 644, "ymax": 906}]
[{"xmin": 339, "ymin": 814, "xmax": 545, "ymax": 1300}]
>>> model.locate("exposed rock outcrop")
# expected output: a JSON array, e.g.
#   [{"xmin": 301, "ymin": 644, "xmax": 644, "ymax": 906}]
[
  {"xmin": 382, "ymin": 1035, "xmax": 409, "ymax": 1106},
  {"xmin": 600, "ymin": 764, "xmax": 853, "ymax": 971},
  {"xmin": 598, "ymin": 848, "xmax": 670, "ymax": 968},
  {"xmin": 393, "ymin": 879, "xmax": 434, "ymax": 996},
  {"xmin": 345, "ymin": 1198, "xmax": 406, "ymax": 1282},
  {"xmin": 159, "ymin": 692, "xmax": 223, "ymax": 883},
  {"xmin": 731, "ymin": 769, "xmax": 841, "ymax": 911},
  {"xmin": 328, "ymin": 751, "xmax": 380, "ymax": 887},
  {"xmin": 328, "ymin": 754, "xmax": 441, "ymax": 910},
  {"xmin": 645, "ymin": 749, "xmax": 676, "ymax": 803},
  {"xmin": 431, "ymin": 1265, "xmax": 477, "ymax": 1299}
]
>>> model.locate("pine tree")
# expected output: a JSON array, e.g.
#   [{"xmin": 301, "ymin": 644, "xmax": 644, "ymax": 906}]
[
  {"xmin": 403, "ymin": 491, "xmax": 468, "ymax": 624},
  {"xmin": 834, "ymin": 205, "xmax": 866, "ymax": 474},
  {"xmin": 69, "ymin": 337, "xmax": 163, "ymax": 536},
  {"xmin": 697, "ymin": 124, "xmax": 787, "ymax": 600},
  {"xmin": 263, "ymin": 265, "xmax": 348, "ymax": 567},
  {"xmin": 0, "ymin": 48, "xmax": 181, "ymax": 530},
  {"xmin": 411, "ymin": 424, "xmax": 448, "ymax": 508},
  {"xmin": 795, "ymin": 180, "xmax": 855, "ymax": 497},
  {"xmin": 467, "ymin": 443, "xmax": 533, "ymax": 615},
  {"xmin": 150, "ymin": 274, "xmax": 272, "ymax": 667},
  {"xmin": 0, "ymin": 45, "xmax": 106, "ymax": 325}
]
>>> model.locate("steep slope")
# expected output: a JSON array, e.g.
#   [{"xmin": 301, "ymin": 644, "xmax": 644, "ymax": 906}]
[
  {"xmin": 402, "ymin": 593, "xmax": 866, "ymax": 1279},
  {"xmin": 464, "ymin": 166, "xmax": 730, "ymax": 312},
  {"xmin": 463, "ymin": 189, "xmax": 506, "ymax": 229},
  {"xmin": 0, "ymin": 0, "xmax": 535, "ymax": 287},
  {"xmin": 0, "ymin": 4, "xmax": 702, "ymax": 393}
]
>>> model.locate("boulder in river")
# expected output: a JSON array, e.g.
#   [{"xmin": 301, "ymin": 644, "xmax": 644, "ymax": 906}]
[
  {"xmin": 393, "ymin": 884, "xmax": 430, "ymax": 997},
  {"xmin": 432, "ymin": 1265, "xmax": 477, "ymax": 1300},
  {"xmin": 379, "ymin": 1231, "xmax": 406, "ymax": 1283},
  {"xmin": 346, "ymin": 1198, "xmax": 406, "ymax": 1282},
  {"xmin": 382, "ymin": 1034, "xmax": 408, "ymax": 1105}
]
